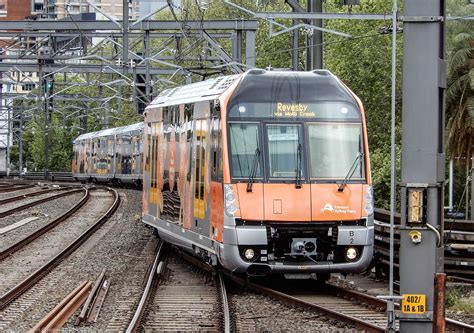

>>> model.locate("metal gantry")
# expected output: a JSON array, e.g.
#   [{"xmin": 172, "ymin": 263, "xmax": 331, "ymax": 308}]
[{"xmin": 0, "ymin": 3, "xmax": 258, "ymax": 176}]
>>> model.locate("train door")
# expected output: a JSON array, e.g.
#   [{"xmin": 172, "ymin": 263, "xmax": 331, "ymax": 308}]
[
  {"xmin": 108, "ymin": 135, "xmax": 115, "ymax": 177},
  {"xmin": 91, "ymin": 138, "xmax": 98, "ymax": 174},
  {"xmin": 115, "ymin": 134, "xmax": 122, "ymax": 177},
  {"xmin": 191, "ymin": 101, "xmax": 211, "ymax": 235}
]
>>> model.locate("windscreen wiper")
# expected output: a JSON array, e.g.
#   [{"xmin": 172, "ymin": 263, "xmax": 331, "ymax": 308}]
[
  {"xmin": 295, "ymin": 143, "xmax": 302, "ymax": 189},
  {"xmin": 247, "ymin": 147, "xmax": 260, "ymax": 192},
  {"xmin": 338, "ymin": 152, "xmax": 363, "ymax": 192}
]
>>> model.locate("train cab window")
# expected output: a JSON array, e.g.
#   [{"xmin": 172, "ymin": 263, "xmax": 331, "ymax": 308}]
[
  {"xmin": 308, "ymin": 123, "xmax": 364, "ymax": 180},
  {"xmin": 229, "ymin": 123, "xmax": 262, "ymax": 178},
  {"xmin": 266, "ymin": 124, "xmax": 303, "ymax": 179}
]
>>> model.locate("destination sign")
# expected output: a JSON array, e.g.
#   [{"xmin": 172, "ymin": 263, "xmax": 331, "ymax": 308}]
[{"xmin": 274, "ymin": 103, "xmax": 316, "ymax": 118}]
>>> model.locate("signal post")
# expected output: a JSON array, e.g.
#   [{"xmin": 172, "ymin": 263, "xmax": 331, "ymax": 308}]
[{"xmin": 400, "ymin": 0, "xmax": 445, "ymax": 332}]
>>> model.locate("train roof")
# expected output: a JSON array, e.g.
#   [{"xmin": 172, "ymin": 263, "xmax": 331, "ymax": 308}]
[
  {"xmin": 146, "ymin": 69, "xmax": 356, "ymax": 110},
  {"xmin": 73, "ymin": 122, "xmax": 143, "ymax": 142},
  {"xmin": 147, "ymin": 74, "xmax": 240, "ymax": 109}
]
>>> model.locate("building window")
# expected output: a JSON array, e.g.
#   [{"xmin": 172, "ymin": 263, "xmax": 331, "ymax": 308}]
[
  {"xmin": 22, "ymin": 83, "xmax": 36, "ymax": 91},
  {"xmin": 0, "ymin": 0, "xmax": 7, "ymax": 11}
]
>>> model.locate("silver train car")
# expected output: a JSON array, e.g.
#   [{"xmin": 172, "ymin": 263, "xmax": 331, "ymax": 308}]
[{"xmin": 72, "ymin": 123, "xmax": 143, "ymax": 184}]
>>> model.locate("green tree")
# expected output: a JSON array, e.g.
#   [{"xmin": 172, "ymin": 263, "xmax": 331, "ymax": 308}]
[
  {"xmin": 324, "ymin": 1, "xmax": 403, "ymax": 209},
  {"xmin": 445, "ymin": 16, "xmax": 473, "ymax": 163}
]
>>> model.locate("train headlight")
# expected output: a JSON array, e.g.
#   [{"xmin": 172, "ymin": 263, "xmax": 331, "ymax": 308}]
[
  {"xmin": 224, "ymin": 191, "xmax": 235, "ymax": 202},
  {"xmin": 345, "ymin": 247, "xmax": 358, "ymax": 261},
  {"xmin": 244, "ymin": 248, "xmax": 255, "ymax": 260},
  {"xmin": 226, "ymin": 203, "xmax": 237, "ymax": 215},
  {"xmin": 224, "ymin": 184, "xmax": 240, "ymax": 217},
  {"xmin": 364, "ymin": 185, "xmax": 374, "ymax": 215}
]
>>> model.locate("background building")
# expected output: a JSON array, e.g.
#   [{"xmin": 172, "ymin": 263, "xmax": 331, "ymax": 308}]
[
  {"xmin": 0, "ymin": 0, "xmax": 35, "ymax": 174},
  {"xmin": 45, "ymin": 0, "xmax": 139, "ymax": 20},
  {"xmin": 138, "ymin": 0, "xmax": 167, "ymax": 17}
]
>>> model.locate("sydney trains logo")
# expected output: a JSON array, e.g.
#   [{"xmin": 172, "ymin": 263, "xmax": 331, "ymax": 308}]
[
  {"xmin": 321, "ymin": 203, "xmax": 356, "ymax": 214},
  {"xmin": 321, "ymin": 203, "xmax": 334, "ymax": 212}
]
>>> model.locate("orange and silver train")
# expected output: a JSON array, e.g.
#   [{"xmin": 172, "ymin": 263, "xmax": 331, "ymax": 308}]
[{"xmin": 142, "ymin": 69, "xmax": 374, "ymax": 278}]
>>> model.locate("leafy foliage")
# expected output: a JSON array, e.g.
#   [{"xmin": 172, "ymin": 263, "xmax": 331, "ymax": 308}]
[
  {"xmin": 445, "ymin": 8, "xmax": 473, "ymax": 164},
  {"xmin": 323, "ymin": 1, "xmax": 402, "ymax": 209}
]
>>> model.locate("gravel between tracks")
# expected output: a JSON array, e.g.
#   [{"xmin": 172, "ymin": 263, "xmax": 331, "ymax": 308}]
[
  {"xmin": 229, "ymin": 286, "xmax": 360, "ymax": 332},
  {"xmin": 0, "ymin": 190, "xmax": 113, "ymax": 295},
  {"xmin": 330, "ymin": 273, "xmax": 474, "ymax": 326},
  {"xmin": 0, "ymin": 189, "xmax": 157, "ymax": 332},
  {"xmin": 0, "ymin": 193, "xmax": 84, "ymax": 244}
]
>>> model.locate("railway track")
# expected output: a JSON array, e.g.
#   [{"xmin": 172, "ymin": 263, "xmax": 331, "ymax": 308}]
[
  {"xmin": 0, "ymin": 187, "xmax": 81, "ymax": 218},
  {"xmin": 228, "ymin": 275, "xmax": 386, "ymax": 332},
  {"xmin": 0, "ymin": 187, "xmax": 120, "ymax": 309},
  {"xmin": 0, "ymin": 187, "xmax": 89, "ymax": 260},
  {"xmin": 328, "ymin": 283, "xmax": 474, "ymax": 332},
  {"xmin": 0, "ymin": 184, "xmax": 35, "ymax": 193},
  {"xmin": 227, "ymin": 275, "xmax": 474, "ymax": 332},
  {"xmin": 126, "ymin": 243, "xmax": 230, "ymax": 332},
  {"xmin": 0, "ymin": 186, "xmax": 50, "ymax": 204}
]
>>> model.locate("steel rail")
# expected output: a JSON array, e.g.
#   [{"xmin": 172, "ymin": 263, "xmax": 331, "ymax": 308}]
[
  {"xmin": 326, "ymin": 283, "xmax": 474, "ymax": 333},
  {"xmin": 0, "ymin": 184, "xmax": 35, "ymax": 193},
  {"xmin": 227, "ymin": 275, "xmax": 385, "ymax": 333},
  {"xmin": 76, "ymin": 268, "xmax": 106, "ymax": 325},
  {"xmin": 0, "ymin": 187, "xmax": 57, "ymax": 205},
  {"xmin": 173, "ymin": 248, "xmax": 231, "ymax": 331},
  {"xmin": 217, "ymin": 271, "xmax": 231, "ymax": 333},
  {"xmin": 32, "ymin": 281, "xmax": 92, "ymax": 332},
  {"xmin": 0, "ymin": 188, "xmax": 89, "ymax": 260},
  {"xmin": 0, "ymin": 187, "xmax": 79, "ymax": 218},
  {"xmin": 0, "ymin": 187, "xmax": 120, "ymax": 310},
  {"xmin": 126, "ymin": 240, "xmax": 165, "ymax": 333},
  {"xmin": 447, "ymin": 276, "xmax": 474, "ymax": 284}
]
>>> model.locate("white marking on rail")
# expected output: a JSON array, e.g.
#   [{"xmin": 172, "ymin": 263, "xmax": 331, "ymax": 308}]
[{"xmin": 0, "ymin": 216, "xmax": 39, "ymax": 234}]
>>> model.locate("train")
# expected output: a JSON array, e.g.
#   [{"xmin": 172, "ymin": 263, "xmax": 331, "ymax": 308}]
[
  {"xmin": 72, "ymin": 122, "xmax": 143, "ymax": 185},
  {"xmin": 73, "ymin": 69, "xmax": 374, "ymax": 280}
]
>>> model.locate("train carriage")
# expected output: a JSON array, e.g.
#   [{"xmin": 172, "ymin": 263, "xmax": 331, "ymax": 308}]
[
  {"xmin": 114, "ymin": 123, "xmax": 143, "ymax": 184},
  {"xmin": 72, "ymin": 123, "xmax": 144, "ymax": 184},
  {"xmin": 72, "ymin": 131, "xmax": 96, "ymax": 182},
  {"xmin": 143, "ymin": 69, "xmax": 374, "ymax": 279}
]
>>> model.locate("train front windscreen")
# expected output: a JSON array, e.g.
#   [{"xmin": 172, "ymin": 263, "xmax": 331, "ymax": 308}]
[{"xmin": 227, "ymin": 101, "xmax": 365, "ymax": 183}]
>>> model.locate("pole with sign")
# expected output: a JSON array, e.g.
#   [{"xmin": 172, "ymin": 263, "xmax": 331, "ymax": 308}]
[{"xmin": 399, "ymin": 0, "xmax": 445, "ymax": 332}]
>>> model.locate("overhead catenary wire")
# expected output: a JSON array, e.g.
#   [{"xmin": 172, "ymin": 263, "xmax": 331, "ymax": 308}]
[{"xmin": 246, "ymin": 31, "xmax": 389, "ymax": 60}]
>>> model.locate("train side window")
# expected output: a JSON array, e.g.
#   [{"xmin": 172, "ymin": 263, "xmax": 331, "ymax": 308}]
[
  {"xmin": 210, "ymin": 101, "xmax": 223, "ymax": 180},
  {"xmin": 185, "ymin": 103, "xmax": 194, "ymax": 181},
  {"xmin": 145, "ymin": 121, "xmax": 151, "ymax": 171},
  {"xmin": 218, "ymin": 119, "xmax": 223, "ymax": 180},
  {"xmin": 193, "ymin": 118, "xmax": 208, "ymax": 219},
  {"xmin": 151, "ymin": 122, "xmax": 156, "ymax": 188},
  {"xmin": 211, "ymin": 117, "xmax": 219, "ymax": 180},
  {"xmin": 163, "ymin": 107, "xmax": 170, "ymax": 124}
]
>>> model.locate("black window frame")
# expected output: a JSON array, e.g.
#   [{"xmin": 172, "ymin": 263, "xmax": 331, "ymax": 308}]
[
  {"xmin": 263, "ymin": 121, "xmax": 307, "ymax": 183},
  {"xmin": 227, "ymin": 121, "xmax": 265, "ymax": 181},
  {"xmin": 306, "ymin": 121, "xmax": 366, "ymax": 184}
]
